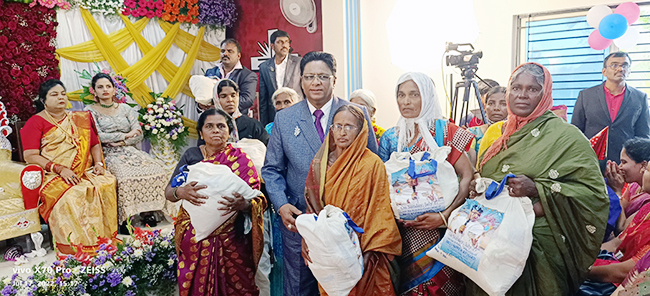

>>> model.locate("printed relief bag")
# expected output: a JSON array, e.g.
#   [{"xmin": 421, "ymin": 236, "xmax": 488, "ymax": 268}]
[
  {"xmin": 384, "ymin": 148, "xmax": 458, "ymax": 220},
  {"xmin": 427, "ymin": 174, "xmax": 535, "ymax": 296},
  {"xmin": 295, "ymin": 205, "xmax": 365, "ymax": 296},
  {"xmin": 172, "ymin": 162, "xmax": 262, "ymax": 241}
]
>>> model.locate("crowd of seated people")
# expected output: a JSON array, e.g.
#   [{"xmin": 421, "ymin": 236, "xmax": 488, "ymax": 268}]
[{"xmin": 10, "ymin": 34, "xmax": 650, "ymax": 296}]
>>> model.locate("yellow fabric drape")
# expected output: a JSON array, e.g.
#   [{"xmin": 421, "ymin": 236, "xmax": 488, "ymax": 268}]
[{"xmin": 54, "ymin": 9, "xmax": 220, "ymax": 139}]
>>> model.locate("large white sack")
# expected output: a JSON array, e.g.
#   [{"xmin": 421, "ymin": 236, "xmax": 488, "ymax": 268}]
[
  {"xmin": 385, "ymin": 148, "xmax": 458, "ymax": 220},
  {"xmin": 427, "ymin": 175, "xmax": 535, "ymax": 296},
  {"xmin": 181, "ymin": 162, "xmax": 261, "ymax": 241},
  {"xmin": 232, "ymin": 138, "xmax": 266, "ymax": 178},
  {"xmin": 295, "ymin": 205, "xmax": 364, "ymax": 296}
]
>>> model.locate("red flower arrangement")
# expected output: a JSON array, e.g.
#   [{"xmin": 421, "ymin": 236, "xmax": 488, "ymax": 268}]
[
  {"xmin": 0, "ymin": 2, "xmax": 59, "ymax": 121},
  {"xmin": 122, "ymin": 0, "xmax": 163, "ymax": 19},
  {"xmin": 162, "ymin": 0, "xmax": 200, "ymax": 24}
]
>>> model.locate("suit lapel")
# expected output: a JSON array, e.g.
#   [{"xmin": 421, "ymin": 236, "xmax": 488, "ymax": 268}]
[
  {"xmin": 613, "ymin": 84, "xmax": 631, "ymax": 124},
  {"xmin": 597, "ymin": 82, "xmax": 612, "ymax": 123},
  {"xmin": 327, "ymin": 97, "xmax": 343, "ymax": 128},
  {"xmin": 297, "ymin": 101, "xmax": 323, "ymax": 152},
  {"xmin": 284, "ymin": 56, "xmax": 297, "ymax": 87},
  {"xmin": 268, "ymin": 62, "xmax": 278, "ymax": 89}
]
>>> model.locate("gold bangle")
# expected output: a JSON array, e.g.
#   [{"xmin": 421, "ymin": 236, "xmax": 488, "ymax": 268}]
[
  {"xmin": 172, "ymin": 187, "xmax": 180, "ymax": 202},
  {"xmin": 438, "ymin": 212, "xmax": 448, "ymax": 228}
]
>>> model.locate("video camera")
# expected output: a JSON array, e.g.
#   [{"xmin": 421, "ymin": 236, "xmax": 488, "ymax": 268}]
[{"xmin": 445, "ymin": 42, "xmax": 483, "ymax": 69}]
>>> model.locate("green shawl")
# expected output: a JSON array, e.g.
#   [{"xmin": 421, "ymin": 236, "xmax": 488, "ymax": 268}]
[{"xmin": 468, "ymin": 111, "xmax": 609, "ymax": 296}]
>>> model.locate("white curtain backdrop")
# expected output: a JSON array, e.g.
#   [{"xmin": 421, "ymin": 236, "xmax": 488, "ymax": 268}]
[{"xmin": 56, "ymin": 8, "xmax": 225, "ymax": 124}]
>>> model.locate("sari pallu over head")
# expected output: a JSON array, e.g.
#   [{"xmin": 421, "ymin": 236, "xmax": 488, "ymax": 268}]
[
  {"xmin": 474, "ymin": 63, "xmax": 609, "ymax": 295},
  {"xmin": 305, "ymin": 113, "xmax": 402, "ymax": 296}
]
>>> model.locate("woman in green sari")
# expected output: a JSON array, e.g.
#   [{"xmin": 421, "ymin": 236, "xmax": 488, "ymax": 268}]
[{"xmin": 468, "ymin": 62, "xmax": 610, "ymax": 295}]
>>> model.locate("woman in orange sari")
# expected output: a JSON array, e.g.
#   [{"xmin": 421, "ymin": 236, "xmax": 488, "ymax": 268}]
[
  {"xmin": 302, "ymin": 105, "xmax": 402, "ymax": 295},
  {"xmin": 21, "ymin": 79, "xmax": 117, "ymax": 255}
]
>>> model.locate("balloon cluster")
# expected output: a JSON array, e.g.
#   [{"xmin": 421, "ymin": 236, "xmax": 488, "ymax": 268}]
[
  {"xmin": 588, "ymin": 2, "xmax": 641, "ymax": 50},
  {"xmin": 0, "ymin": 101, "xmax": 12, "ymax": 137}
]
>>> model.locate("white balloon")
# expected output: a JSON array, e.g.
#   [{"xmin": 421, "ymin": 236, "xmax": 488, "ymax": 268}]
[
  {"xmin": 614, "ymin": 26, "xmax": 640, "ymax": 49},
  {"xmin": 587, "ymin": 5, "xmax": 613, "ymax": 28}
]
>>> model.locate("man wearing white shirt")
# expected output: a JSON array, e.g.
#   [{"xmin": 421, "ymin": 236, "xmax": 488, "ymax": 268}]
[{"xmin": 258, "ymin": 30, "xmax": 303, "ymax": 125}]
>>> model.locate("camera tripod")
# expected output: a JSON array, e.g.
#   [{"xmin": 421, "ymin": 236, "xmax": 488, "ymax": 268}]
[{"xmin": 450, "ymin": 66, "xmax": 487, "ymax": 126}]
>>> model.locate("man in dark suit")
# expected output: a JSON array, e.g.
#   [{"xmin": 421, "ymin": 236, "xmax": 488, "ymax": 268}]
[
  {"xmin": 258, "ymin": 30, "xmax": 302, "ymax": 125},
  {"xmin": 572, "ymin": 52, "xmax": 650, "ymax": 165},
  {"xmin": 205, "ymin": 38, "xmax": 258, "ymax": 115},
  {"xmin": 262, "ymin": 52, "xmax": 377, "ymax": 296}
]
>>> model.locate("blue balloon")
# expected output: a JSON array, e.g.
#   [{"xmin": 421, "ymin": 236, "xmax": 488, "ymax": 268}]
[{"xmin": 599, "ymin": 13, "xmax": 629, "ymax": 40}]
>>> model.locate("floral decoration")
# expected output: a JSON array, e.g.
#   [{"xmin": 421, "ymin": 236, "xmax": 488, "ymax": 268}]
[
  {"xmin": 0, "ymin": 2, "xmax": 59, "ymax": 122},
  {"xmin": 79, "ymin": 0, "xmax": 124, "ymax": 15},
  {"xmin": 29, "ymin": 0, "xmax": 71, "ymax": 10},
  {"xmin": 0, "ymin": 226, "xmax": 177, "ymax": 296},
  {"xmin": 122, "ymin": 0, "xmax": 163, "ymax": 19},
  {"xmin": 138, "ymin": 93, "xmax": 188, "ymax": 153},
  {"xmin": 161, "ymin": 0, "xmax": 199, "ymax": 24},
  {"xmin": 75, "ymin": 62, "xmax": 133, "ymax": 105},
  {"xmin": 198, "ymin": 0, "xmax": 236, "ymax": 27}
]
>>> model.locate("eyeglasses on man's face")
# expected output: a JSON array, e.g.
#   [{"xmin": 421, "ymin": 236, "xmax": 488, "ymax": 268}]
[
  {"xmin": 303, "ymin": 74, "xmax": 333, "ymax": 82},
  {"xmin": 606, "ymin": 63, "xmax": 630, "ymax": 70}
]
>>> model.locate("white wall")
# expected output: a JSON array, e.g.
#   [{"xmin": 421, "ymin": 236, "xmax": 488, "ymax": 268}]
[{"xmin": 323, "ymin": 0, "xmax": 621, "ymax": 128}]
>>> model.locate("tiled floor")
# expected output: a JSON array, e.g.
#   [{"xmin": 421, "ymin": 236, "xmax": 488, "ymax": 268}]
[{"xmin": 0, "ymin": 220, "xmax": 175, "ymax": 280}]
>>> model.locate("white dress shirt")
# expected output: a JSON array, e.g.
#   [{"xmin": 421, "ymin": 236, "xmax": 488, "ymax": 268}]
[
  {"xmin": 275, "ymin": 56, "xmax": 288, "ymax": 88},
  {"xmin": 307, "ymin": 98, "xmax": 334, "ymax": 133},
  {"xmin": 215, "ymin": 61, "xmax": 243, "ymax": 79}
]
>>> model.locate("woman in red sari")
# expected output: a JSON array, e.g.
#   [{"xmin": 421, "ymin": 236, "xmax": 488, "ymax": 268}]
[
  {"xmin": 21, "ymin": 79, "xmax": 117, "ymax": 256},
  {"xmin": 164, "ymin": 108, "xmax": 266, "ymax": 296},
  {"xmin": 378, "ymin": 72, "xmax": 475, "ymax": 295}
]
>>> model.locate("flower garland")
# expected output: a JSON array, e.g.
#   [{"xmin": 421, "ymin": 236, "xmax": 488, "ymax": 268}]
[
  {"xmin": 138, "ymin": 92, "xmax": 188, "ymax": 153},
  {"xmin": 0, "ymin": 226, "xmax": 177, "ymax": 296},
  {"xmin": 198, "ymin": 0, "xmax": 236, "ymax": 27},
  {"xmin": 79, "ymin": 0, "xmax": 124, "ymax": 15},
  {"xmin": 0, "ymin": 2, "xmax": 59, "ymax": 122},
  {"xmin": 122, "ymin": 0, "xmax": 163, "ymax": 19},
  {"xmin": 161, "ymin": 0, "xmax": 198, "ymax": 24},
  {"xmin": 28, "ymin": 0, "xmax": 71, "ymax": 10}
]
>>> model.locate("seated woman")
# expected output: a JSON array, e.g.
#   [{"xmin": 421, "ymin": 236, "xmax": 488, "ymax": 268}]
[
  {"xmin": 467, "ymin": 86, "xmax": 507, "ymax": 166},
  {"xmin": 214, "ymin": 79, "xmax": 269, "ymax": 145},
  {"xmin": 165, "ymin": 108, "xmax": 266, "ymax": 295},
  {"xmin": 265, "ymin": 87, "xmax": 301, "ymax": 135},
  {"xmin": 605, "ymin": 138, "xmax": 650, "ymax": 227},
  {"xmin": 378, "ymin": 72, "xmax": 474, "ymax": 296},
  {"xmin": 21, "ymin": 79, "xmax": 117, "ymax": 256},
  {"xmin": 302, "ymin": 105, "xmax": 402, "ymax": 295},
  {"xmin": 350, "ymin": 89, "xmax": 385, "ymax": 141},
  {"xmin": 468, "ymin": 63, "xmax": 609, "ymax": 295},
  {"xmin": 588, "ymin": 160, "xmax": 650, "ymax": 284},
  {"xmin": 85, "ymin": 73, "xmax": 171, "ymax": 228}
]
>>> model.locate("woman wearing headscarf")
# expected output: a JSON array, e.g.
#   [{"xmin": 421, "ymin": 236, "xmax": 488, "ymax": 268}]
[
  {"xmin": 350, "ymin": 89, "xmax": 385, "ymax": 140},
  {"xmin": 303, "ymin": 105, "xmax": 402, "ymax": 295},
  {"xmin": 378, "ymin": 72, "xmax": 475, "ymax": 296},
  {"xmin": 213, "ymin": 79, "xmax": 269, "ymax": 145},
  {"xmin": 468, "ymin": 63, "xmax": 610, "ymax": 295}
]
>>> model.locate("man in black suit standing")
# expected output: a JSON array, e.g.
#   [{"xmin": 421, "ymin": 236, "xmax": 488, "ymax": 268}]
[
  {"xmin": 205, "ymin": 38, "xmax": 258, "ymax": 115},
  {"xmin": 258, "ymin": 30, "xmax": 302, "ymax": 125},
  {"xmin": 572, "ymin": 52, "xmax": 650, "ymax": 165}
]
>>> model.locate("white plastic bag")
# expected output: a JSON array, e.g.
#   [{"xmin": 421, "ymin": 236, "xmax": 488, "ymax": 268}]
[
  {"xmin": 180, "ymin": 162, "xmax": 262, "ymax": 241},
  {"xmin": 232, "ymin": 138, "xmax": 266, "ymax": 178},
  {"xmin": 295, "ymin": 205, "xmax": 364, "ymax": 296},
  {"xmin": 427, "ymin": 174, "xmax": 535, "ymax": 296},
  {"xmin": 384, "ymin": 148, "xmax": 458, "ymax": 220}
]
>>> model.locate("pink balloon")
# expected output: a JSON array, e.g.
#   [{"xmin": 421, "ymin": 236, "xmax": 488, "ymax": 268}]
[
  {"xmin": 615, "ymin": 2, "xmax": 641, "ymax": 24},
  {"xmin": 589, "ymin": 30, "xmax": 612, "ymax": 50}
]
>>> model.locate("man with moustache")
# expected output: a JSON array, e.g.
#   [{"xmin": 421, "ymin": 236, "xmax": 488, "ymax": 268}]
[
  {"xmin": 262, "ymin": 51, "xmax": 377, "ymax": 296},
  {"xmin": 572, "ymin": 52, "xmax": 650, "ymax": 166},
  {"xmin": 258, "ymin": 30, "xmax": 303, "ymax": 126},
  {"xmin": 205, "ymin": 38, "xmax": 258, "ymax": 115}
]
